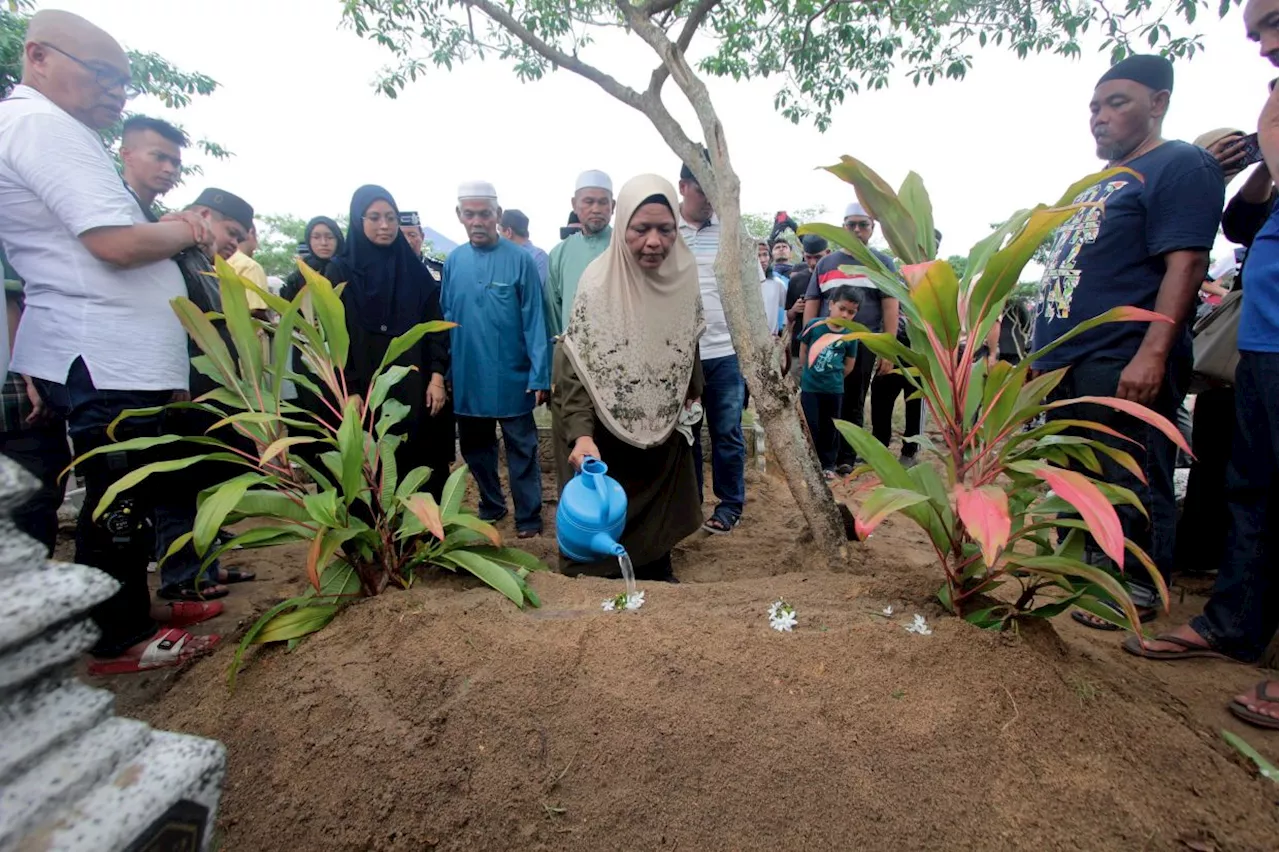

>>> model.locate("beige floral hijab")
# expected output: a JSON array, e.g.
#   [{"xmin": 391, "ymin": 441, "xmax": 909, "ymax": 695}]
[{"xmin": 562, "ymin": 174, "xmax": 704, "ymax": 449}]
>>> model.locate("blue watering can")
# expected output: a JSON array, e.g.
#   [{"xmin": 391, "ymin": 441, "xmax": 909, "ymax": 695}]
[{"xmin": 557, "ymin": 457, "xmax": 628, "ymax": 562}]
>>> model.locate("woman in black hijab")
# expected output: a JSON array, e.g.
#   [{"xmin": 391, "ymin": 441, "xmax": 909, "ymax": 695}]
[
  {"xmin": 324, "ymin": 185, "xmax": 455, "ymax": 499},
  {"xmin": 282, "ymin": 216, "xmax": 345, "ymax": 300}
]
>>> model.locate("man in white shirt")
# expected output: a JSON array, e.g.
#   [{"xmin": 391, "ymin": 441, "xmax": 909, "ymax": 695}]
[
  {"xmin": 677, "ymin": 156, "xmax": 766, "ymax": 534},
  {"xmin": 0, "ymin": 10, "xmax": 220, "ymax": 675}
]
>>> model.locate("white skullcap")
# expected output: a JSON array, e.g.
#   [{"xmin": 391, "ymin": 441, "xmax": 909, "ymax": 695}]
[
  {"xmin": 844, "ymin": 202, "xmax": 868, "ymax": 219},
  {"xmin": 575, "ymin": 170, "xmax": 613, "ymax": 193},
  {"xmin": 458, "ymin": 180, "xmax": 498, "ymax": 201}
]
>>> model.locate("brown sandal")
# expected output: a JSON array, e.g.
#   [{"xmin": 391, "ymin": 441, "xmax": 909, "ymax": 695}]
[
  {"xmin": 1228, "ymin": 681, "xmax": 1280, "ymax": 730},
  {"xmin": 1121, "ymin": 632, "xmax": 1232, "ymax": 661}
]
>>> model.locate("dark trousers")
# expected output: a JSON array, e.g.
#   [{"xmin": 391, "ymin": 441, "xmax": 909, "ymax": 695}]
[
  {"xmin": 800, "ymin": 390, "xmax": 843, "ymax": 471},
  {"xmin": 1191, "ymin": 351, "xmax": 1278, "ymax": 661},
  {"xmin": 457, "ymin": 412, "xmax": 542, "ymax": 532},
  {"xmin": 692, "ymin": 354, "xmax": 746, "ymax": 521},
  {"xmin": 35, "ymin": 358, "xmax": 171, "ymax": 656},
  {"xmin": 1174, "ymin": 386, "xmax": 1234, "ymax": 575},
  {"xmin": 870, "ymin": 370, "xmax": 924, "ymax": 457},
  {"xmin": 1045, "ymin": 354, "xmax": 1189, "ymax": 601},
  {"xmin": 835, "ymin": 344, "xmax": 877, "ymax": 466},
  {"xmin": 0, "ymin": 415, "xmax": 71, "ymax": 555}
]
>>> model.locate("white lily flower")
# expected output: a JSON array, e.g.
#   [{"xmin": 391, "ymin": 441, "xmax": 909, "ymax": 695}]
[
  {"xmin": 601, "ymin": 598, "xmax": 616, "ymax": 612},
  {"xmin": 624, "ymin": 590, "xmax": 645, "ymax": 611},
  {"xmin": 882, "ymin": 605, "xmax": 894, "ymax": 617},
  {"xmin": 767, "ymin": 600, "xmax": 783, "ymax": 619},
  {"xmin": 904, "ymin": 614, "xmax": 932, "ymax": 636},
  {"xmin": 769, "ymin": 610, "xmax": 798, "ymax": 632}
]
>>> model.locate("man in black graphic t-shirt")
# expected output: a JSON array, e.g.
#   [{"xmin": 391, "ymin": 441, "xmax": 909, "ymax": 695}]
[{"xmin": 1032, "ymin": 55, "xmax": 1224, "ymax": 628}]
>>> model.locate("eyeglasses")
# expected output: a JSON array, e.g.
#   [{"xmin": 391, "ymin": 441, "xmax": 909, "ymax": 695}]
[
  {"xmin": 362, "ymin": 213, "xmax": 399, "ymax": 226},
  {"xmin": 844, "ymin": 219, "xmax": 874, "ymax": 231},
  {"xmin": 38, "ymin": 42, "xmax": 137, "ymax": 97}
]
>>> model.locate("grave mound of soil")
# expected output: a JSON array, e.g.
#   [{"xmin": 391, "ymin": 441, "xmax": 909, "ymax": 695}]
[{"xmin": 126, "ymin": 468, "xmax": 1277, "ymax": 852}]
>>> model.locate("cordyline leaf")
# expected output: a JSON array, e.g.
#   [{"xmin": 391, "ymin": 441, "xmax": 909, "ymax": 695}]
[
  {"xmin": 170, "ymin": 296, "xmax": 238, "ymax": 386},
  {"xmin": 369, "ymin": 365, "xmax": 412, "ymax": 415},
  {"xmin": 898, "ymin": 170, "xmax": 936, "ymax": 259},
  {"xmin": 437, "ymin": 550, "xmax": 524, "ymax": 606},
  {"xmin": 1053, "ymin": 166, "xmax": 1143, "ymax": 208},
  {"xmin": 854, "ymin": 487, "xmax": 932, "ymax": 536},
  {"xmin": 92, "ymin": 452, "xmax": 248, "ymax": 520},
  {"xmin": 1021, "ymin": 306, "xmax": 1170, "ymax": 367},
  {"xmin": 954, "ymin": 484, "xmax": 1011, "ymax": 567},
  {"xmin": 374, "ymin": 320, "xmax": 456, "ymax": 376},
  {"xmin": 260, "ymin": 436, "xmax": 318, "ymax": 466},
  {"xmin": 967, "ymin": 205, "xmax": 1075, "ymax": 342},
  {"xmin": 1042, "ymin": 395, "xmax": 1193, "ymax": 457},
  {"xmin": 228, "ymin": 595, "xmax": 314, "ymax": 688},
  {"xmin": 1027, "ymin": 464, "xmax": 1125, "ymax": 567},
  {"xmin": 254, "ymin": 604, "xmax": 338, "ymax": 645},
  {"xmin": 295, "ymin": 259, "xmax": 349, "ymax": 370},
  {"xmin": 213, "ymin": 255, "xmax": 264, "ymax": 385},
  {"xmin": 807, "ymin": 331, "xmax": 846, "ymax": 367},
  {"xmin": 440, "ymin": 464, "xmax": 469, "ymax": 517},
  {"xmin": 468, "ymin": 546, "xmax": 549, "ymax": 575},
  {"xmin": 193, "ymin": 472, "xmax": 264, "ymax": 555},
  {"xmin": 306, "ymin": 527, "xmax": 329, "ymax": 591},
  {"xmin": 1005, "ymin": 554, "xmax": 1146, "ymax": 634},
  {"xmin": 821, "ymin": 156, "xmax": 922, "ymax": 264},
  {"xmin": 907, "ymin": 260, "xmax": 961, "ymax": 350},
  {"xmin": 336, "ymin": 397, "xmax": 365, "ymax": 507},
  {"xmin": 395, "ymin": 465, "xmax": 433, "ymax": 501},
  {"xmin": 402, "ymin": 493, "xmax": 446, "ymax": 540},
  {"xmin": 444, "ymin": 512, "xmax": 502, "ymax": 546},
  {"xmin": 821, "ymin": 317, "xmax": 925, "ymax": 369}
]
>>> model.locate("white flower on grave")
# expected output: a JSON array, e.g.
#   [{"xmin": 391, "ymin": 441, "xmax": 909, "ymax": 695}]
[
  {"xmin": 770, "ymin": 609, "xmax": 798, "ymax": 632},
  {"xmin": 904, "ymin": 614, "xmax": 932, "ymax": 636},
  {"xmin": 767, "ymin": 599, "xmax": 797, "ymax": 632},
  {"xmin": 603, "ymin": 591, "xmax": 645, "ymax": 613},
  {"xmin": 882, "ymin": 606, "xmax": 894, "ymax": 617}
]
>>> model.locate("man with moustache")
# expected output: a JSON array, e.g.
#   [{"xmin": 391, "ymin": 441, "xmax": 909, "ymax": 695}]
[
  {"xmin": 442, "ymin": 181, "xmax": 549, "ymax": 538},
  {"xmin": 545, "ymin": 170, "xmax": 615, "ymax": 337},
  {"xmin": 0, "ymin": 10, "xmax": 220, "ymax": 674},
  {"xmin": 1030, "ymin": 54, "xmax": 1224, "ymax": 631}
]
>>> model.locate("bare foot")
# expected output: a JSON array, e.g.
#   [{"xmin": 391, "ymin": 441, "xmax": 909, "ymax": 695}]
[
  {"xmin": 1231, "ymin": 681, "xmax": 1279, "ymax": 727},
  {"xmin": 1136, "ymin": 622, "xmax": 1210, "ymax": 653}
]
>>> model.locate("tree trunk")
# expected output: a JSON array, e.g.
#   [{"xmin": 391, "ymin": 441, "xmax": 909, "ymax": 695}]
[{"xmin": 704, "ymin": 165, "xmax": 850, "ymax": 569}]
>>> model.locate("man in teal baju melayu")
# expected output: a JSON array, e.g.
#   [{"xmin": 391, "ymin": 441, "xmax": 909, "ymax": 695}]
[
  {"xmin": 443, "ymin": 180, "xmax": 550, "ymax": 538},
  {"xmin": 544, "ymin": 170, "xmax": 615, "ymax": 338}
]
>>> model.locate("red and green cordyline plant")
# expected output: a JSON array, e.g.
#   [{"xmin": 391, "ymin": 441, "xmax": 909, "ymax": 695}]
[
  {"xmin": 73, "ymin": 258, "xmax": 546, "ymax": 684},
  {"xmin": 799, "ymin": 157, "xmax": 1193, "ymax": 633}
]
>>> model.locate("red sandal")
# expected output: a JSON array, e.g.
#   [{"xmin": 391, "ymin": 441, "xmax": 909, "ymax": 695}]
[
  {"xmin": 158, "ymin": 600, "xmax": 224, "ymax": 629},
  {"xmin": 87, "ymin": 628, "xmax": 220, "ymax": 676}
]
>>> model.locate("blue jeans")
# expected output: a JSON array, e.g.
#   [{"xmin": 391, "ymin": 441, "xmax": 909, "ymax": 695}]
[
  {"xmin": 1191, "ymin": 351, "xmax": 1278, "ymax": 661},
  {"xmin": 457, "ymin": 412, "xmax": 543, "ymax": 532},
  {"xmin": 692, "ymin": 354, "xmax": 746, "ymax": 522},
  {"xmin": 34, "ymin": 357, "xmax": 171, "ymax": 656},
  {"xmin": 1045, "ymin": 353, "xmax": 1188, "ymax": 601},
  {"xmin": 800, "ymin": 390, "xmax": 842, "ymax": 471}
]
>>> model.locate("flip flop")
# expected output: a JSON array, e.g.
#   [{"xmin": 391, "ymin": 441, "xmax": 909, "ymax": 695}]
[
  {"xmin": 156, "ymin": 581, "xmax": 230, "ymax": 602},
  {"xmin": 159, "ymin": 600, "xmax": 224, "ymax": 628},
  {"xmin": 1071, "ymin": 601, "xmax": 1158, "ymax": 632},
  {"xmin": 1228, "ymin": 681, "xmax": 1280, "ymax": 730},
  {"xmin": 1121, "ymin": 632, "xmax": 1233, "ymax": 661},
  {"xmin": 701, "ymin": 514, "xmax": 741, "ymax": 535},
  {"xmin": 87, "ymin": 628, "xmax": 220, "ymax": 676},
  {"xmin": 217, "ymin": 568, "xmax": 255, "ymax": 584}
]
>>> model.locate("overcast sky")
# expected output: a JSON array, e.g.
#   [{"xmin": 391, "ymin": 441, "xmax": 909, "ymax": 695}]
[{"xmin": 44, "ymin": 0, "xmax": 1275, "ymax": 259}]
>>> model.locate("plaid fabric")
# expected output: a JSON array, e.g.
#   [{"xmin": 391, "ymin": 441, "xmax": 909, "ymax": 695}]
[{"xmin": 0, "ymin": 370, "xmax": 33, "ymax": 434}]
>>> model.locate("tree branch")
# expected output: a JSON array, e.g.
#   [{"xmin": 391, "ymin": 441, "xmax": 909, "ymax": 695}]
[
  {"xmin": 646, "ymin": 0, "xmax": 720, "ymax": 98},
  {"xmin": 460, "ymin": 0, "xmax": 645, "ymax": 109}
]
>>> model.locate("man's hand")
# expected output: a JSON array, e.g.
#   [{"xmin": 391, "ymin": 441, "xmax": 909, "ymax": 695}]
[
  {"xmin": 161, "ymin": 210, "xmax": 215, "ymax": 255},
  {"xmin": 22, "ymin": 376, "xmax": 45, "ymax": 425},
  {"xmin": 1205, "ymin": 133, "xmax": 1250, "ymax": 181},
  {"xmin": 427, "ymin": 379, "xmax": 447, "ymax": 416},
  {"xmin": 876, "ymin": 357, "xmax": 894, "ymax": 377},
  {"xmin": 1259, "ymin": 84, "xmax": 1279, "ymax": 182},
  {"xmin": 568, "ymin": 435, "xmax": 600, "ymax": 470},
  {"xmin": 533, "ymin": 389, "xmax": 549, "ymax": 406},
  {"xmin": 1116, "ymin": 349, "xmax": 1166, "ymax": 406}
]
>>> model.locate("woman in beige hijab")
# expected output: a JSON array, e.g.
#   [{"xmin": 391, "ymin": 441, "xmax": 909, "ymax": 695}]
[{"xmin": 551, "ymin": 174, "xmax": 704, "ymax": 582}]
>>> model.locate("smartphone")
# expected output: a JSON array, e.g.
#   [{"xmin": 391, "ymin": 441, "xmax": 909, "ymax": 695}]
[{"xmin": 1235, "ymin": 132, "xmax": 1264, "ymax": 169}]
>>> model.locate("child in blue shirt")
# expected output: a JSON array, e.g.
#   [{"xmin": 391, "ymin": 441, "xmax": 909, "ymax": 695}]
[{"xmin": 798, "ymin": 286, "xmax": 863, "ymax": 477}]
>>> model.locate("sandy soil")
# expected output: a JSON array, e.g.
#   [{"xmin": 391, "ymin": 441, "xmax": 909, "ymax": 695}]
[{"xmin": 78, "ymin": 450, "xmax": 1279, "ymax": 852}]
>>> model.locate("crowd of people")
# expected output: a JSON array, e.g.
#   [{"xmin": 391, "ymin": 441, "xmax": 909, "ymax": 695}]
[{"xmin": 0, "ymin": 5, "xmax": 1275, "ymax": 734}]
